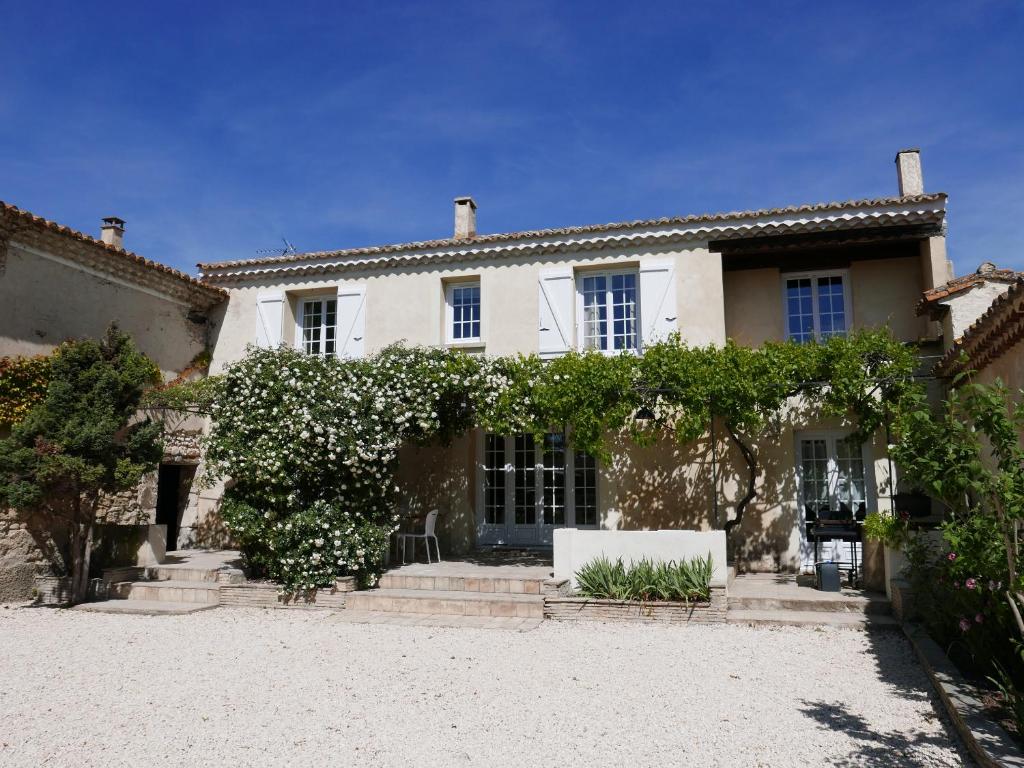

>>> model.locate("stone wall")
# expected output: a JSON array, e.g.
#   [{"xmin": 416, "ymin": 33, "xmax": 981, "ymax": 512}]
[
  {"xmin": 0, "ymin": 506, "xmax": 65, "ymax": 602},
  {"xmin": 544, "ymin": 588, "xmax": 728, "ymax": 624}
]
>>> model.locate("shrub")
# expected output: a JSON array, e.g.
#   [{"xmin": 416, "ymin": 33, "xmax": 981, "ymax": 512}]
[
  {"xmin": 575, "ymin": 554, "xmax": 713, "ymax": 602},
  {"xmin": 0, "ymin": 355, "xmax": 51, "ymax": 426}
]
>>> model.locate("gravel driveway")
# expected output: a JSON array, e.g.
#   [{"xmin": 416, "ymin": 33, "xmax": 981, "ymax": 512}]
[{"xmin": 0, "ymin": 606, "xmax": 968, "ymax": 767}]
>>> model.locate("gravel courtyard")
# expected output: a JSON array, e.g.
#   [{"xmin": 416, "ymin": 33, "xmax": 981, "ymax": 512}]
[{"xmin": 0, "ymin": 607, "xmax": 967, "ymax": 767}]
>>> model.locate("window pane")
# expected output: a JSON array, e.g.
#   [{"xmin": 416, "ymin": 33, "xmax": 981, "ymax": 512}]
[
  {"xmin": 542, "ymin": 433, "xmax": 566, "ymax": 525},
  {"xmin": 817, "ymin": 276, "xmax": 847, "ymax": 339},
  {"xmin": 800, "ymin": 439, "xmax": 829, "ymax": 515},
  {"xmin": 484, "ymin": 434, "xmax": 505, "ymax": 525},
  {"xmin": 786, "ymin": 279, "xmax": 814, "ymax": 343},
  {"xmin": 514, "ymin": 434, "xmax": 536, "ymax": 525},
  {"xmin": 451, "ymin": 284, "xmax": 481, "ymax": 341},
  {"xmin": 835, "ymin": 436, "xmax": 865, "ymax": 508},
  {"xmin": 574, "ymin": 450, "xmax": 597, "ymax": 526},
  {"xmin": 581, "ymin": 275, "xmax": 608, "ymax": 350},
  {"xmin": 611, "ymin": 273, "xmax": 638, "ymax": 350},
  {"xmin": 302, "ymin": 301, "xmax": 323, "ymax": 355}
]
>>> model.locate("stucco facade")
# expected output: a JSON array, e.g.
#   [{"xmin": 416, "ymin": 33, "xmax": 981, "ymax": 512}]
[{"xmin": 199, "ymin": 174, "xmax": 950, "ymax": 570}]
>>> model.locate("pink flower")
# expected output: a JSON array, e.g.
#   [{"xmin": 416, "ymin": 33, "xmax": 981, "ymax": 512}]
[
  {"xmin": 965, "ymin": 578, "xmax": 977, "ymax": 590},
  {"xmin": 959, "ymin": 618, "xmax": 971, "ymax": 632},
  {"xmin": 975, "ymin": 613, "xmax": 985, "ymax": 624},
  {"xmin": 948, "ymin": 552, "xmax": 958, "ymax": 561}
]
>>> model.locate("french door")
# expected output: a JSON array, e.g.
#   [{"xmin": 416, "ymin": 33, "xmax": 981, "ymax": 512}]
[
  {"xmin": 477, "ymin": 432, "xmax": 598, "ymax": 546},
  {"xmin": 796, "ymin": 431, "xmax": 870, "ymax": 570}
]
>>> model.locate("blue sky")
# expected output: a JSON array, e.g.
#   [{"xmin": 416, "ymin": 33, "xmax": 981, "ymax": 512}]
[{"xmin": 1, "ymin": 1, "xmax": 1021, "ymax": 275}]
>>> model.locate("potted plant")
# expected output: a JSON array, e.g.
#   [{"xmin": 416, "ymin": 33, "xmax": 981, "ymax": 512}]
[{"xmin": 863, "ymin": 510, "xmax": 911, "ymax": 597}]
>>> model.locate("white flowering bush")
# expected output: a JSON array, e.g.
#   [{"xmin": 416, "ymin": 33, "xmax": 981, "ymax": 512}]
[{"xmin": 206, "ymin": 344, "xmax": 481, "ymax": 591}]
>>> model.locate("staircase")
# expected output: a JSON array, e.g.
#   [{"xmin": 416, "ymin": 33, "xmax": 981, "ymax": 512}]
[
  {"xmin": 75, "ymin": 551, "xmax": 244, "ymax": 615},
  {"xmin": 726, "ymin": 573, "xmax": 897, "ymax": 629},
  {"xmin": 345, "ymin": 564, "xmax": 549, "ymax": 620}
]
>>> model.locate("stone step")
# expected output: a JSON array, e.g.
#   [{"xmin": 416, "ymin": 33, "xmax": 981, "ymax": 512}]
[
  {"xmin": 726, "ymin": 595, "xmax": 891, "ymax": 615},
  {"xmin": 143, "ymin": 566, "xmax": 222, "ymax": 583},
  {"xmin": 109, "ymin": 580, "xmax": 221, "ymax": 604},
  {"xmin": 377, "ymin": 572, "xmax": 545, "ymax": 595},
  {"xmin": 72, "ymin": 600, "xmax": 219, "ymax": 615},
  {"xmin": 346, "ymin": 588, "xmax": 544, "ymax": 618},
  {"xmin": 727, "ymin": 609, "xmax": 901, "ymax": 630}
]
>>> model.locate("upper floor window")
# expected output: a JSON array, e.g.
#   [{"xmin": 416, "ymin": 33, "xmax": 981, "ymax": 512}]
[
  {"xmin": 298, "ymin": 296, "xmax": 337, "ymax": 356},
  {"xmin": 579, "ymin": 270, "xmax": 639, "ymax": 352},
  {"xmin": 784, "ymin": 271, "xmax": 849, "ymax": 343},
  {"xmin": 446, "ymin": 282, "xmax": 481, "ymax": 344}
]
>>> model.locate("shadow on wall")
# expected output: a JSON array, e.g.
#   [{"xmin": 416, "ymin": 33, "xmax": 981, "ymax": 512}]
[
  {"xmin": 607, "ymin": 399, "xmax": 833, "ymax": 572},
  {"xmin": 395, "ymin": 433, "xmax": 474, "ymax": 556}
]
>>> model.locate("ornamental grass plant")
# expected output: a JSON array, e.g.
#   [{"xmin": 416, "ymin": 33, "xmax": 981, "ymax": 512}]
[{"xmin": 575, "ymin": 554, "xmax": 713, "ymax": 603}]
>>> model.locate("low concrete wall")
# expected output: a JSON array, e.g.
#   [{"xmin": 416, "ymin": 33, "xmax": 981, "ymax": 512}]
[
  {"xmin": 553, "ymin": 528, "xmax": 728, "ymax": 590},
  {"xmin": 545, "ymin": 587, "xmax": 727, "ymax": 624}
]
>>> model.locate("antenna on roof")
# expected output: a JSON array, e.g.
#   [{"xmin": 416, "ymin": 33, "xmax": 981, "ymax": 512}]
[{"xmin": 255, "ymin": 237, "xmax": 298, "ymax": 257}]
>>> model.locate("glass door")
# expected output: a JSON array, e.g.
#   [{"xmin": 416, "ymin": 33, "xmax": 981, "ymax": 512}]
[
  {"xmin": 477, "ymin": 432, "xmax": 598, "ymax": 546},
  {"xmin": 796, "ymin": 432, "xmax": 868, "ymax": 570}
]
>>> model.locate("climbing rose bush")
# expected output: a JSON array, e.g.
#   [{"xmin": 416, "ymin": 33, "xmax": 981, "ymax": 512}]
[{"xmin": 207, "ymin": 344, "xmax": 481, "ymax": 591}]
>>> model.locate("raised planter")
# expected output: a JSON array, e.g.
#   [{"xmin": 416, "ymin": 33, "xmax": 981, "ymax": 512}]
[
  {"xmin": 33, "ymin": 576, "xmax": 73, "ymax": 606},
  {"xmin": 219, "ymin": 576, "xmax": 356, "ymax": 610},
  {"xmin": 883, "ymin": 545, "xmax": 909, "ymax": 599},
  {"xmin": 545, "ymin": 587, "xmax": 727, "ymax": 624}
]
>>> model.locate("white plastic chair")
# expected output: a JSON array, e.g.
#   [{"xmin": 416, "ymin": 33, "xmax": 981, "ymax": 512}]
[{"xmin": 397, "ymin": 509, "xmax": 441, "ymax": 564}]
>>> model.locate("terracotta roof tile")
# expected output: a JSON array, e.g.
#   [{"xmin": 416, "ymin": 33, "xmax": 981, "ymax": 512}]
[
  {"xmin": 936, "ymin": 277, "xmax": 1024, "ymax": 377},
  {"xmin": 916, "ymin": 265, "xmax": 1021, "ymax": 318},
  {"xmin": 198, "ymin": 192, "xmax": 947, "ymax": 272},
  {"xmin": 0, "ymin": 200, "xmax": 226, "ymax": 302}
]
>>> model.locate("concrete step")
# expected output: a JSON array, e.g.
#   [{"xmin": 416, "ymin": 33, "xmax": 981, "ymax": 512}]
[
  {"xmin": 727, "ymin": 594, "xmax": 891, "ymax": 615},
  {"xmin": 378, "ymin": 572, "xmax": 545, "ymax": 595},
  {"xmin": 727, "ymin": 609, "xmax": 900, "ymax": 630},
  {"xmin": 346, "ymin": 588, "xmax": 544, "ymax": 618},
  {"xmin": 109, "ymin": 580, "xmax": 221, "ymax": 604},
  {"xmin": 72, "ymin": 600, "xmax": 219, "ymax": 615}
]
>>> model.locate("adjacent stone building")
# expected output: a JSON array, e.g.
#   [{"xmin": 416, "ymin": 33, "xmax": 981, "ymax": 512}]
[{"xmin": 0, "ymin": 202, "xmax": 226, "ymax": 600}]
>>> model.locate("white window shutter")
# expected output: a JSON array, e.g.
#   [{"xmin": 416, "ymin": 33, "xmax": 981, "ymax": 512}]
[
  {"xmin": 538, "ymin": 267, "xmax": 575, "ymax": 358},
  {"xmin": 255, "ymin": 292, "xmax": 285, "ymax": 348},
  {"xmin": 639, "ymin": 259, "xmax": 678, "ymax": 346},
  {"xmin": 336, "ymin": 286, "xmax": 366, "ymax": 358}
]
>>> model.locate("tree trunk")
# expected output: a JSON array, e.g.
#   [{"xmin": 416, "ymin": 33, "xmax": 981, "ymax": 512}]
[
  {"xmin": 70, "ymin": 520, "xmax": 94, "ymax": 604},
  {"xmin": 723, "ymin": 424, "xmax": 758, "ymax": 535}
]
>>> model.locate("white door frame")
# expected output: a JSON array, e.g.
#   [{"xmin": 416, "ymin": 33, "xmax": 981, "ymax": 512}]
[{"xmin": 793, "ymin": 429, "xmax": 877, "ymax": 572}]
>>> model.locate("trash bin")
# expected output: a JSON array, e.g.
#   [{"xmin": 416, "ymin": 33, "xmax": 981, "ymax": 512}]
[{"xmin": 816, "ymin": 561, "xmax": 841, "ymax": 592}]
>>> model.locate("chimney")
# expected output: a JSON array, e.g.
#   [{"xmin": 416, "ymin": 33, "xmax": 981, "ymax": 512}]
[
  {"xmin": 100, "ymin": 216, "xmax": 125, "ymax": 249},
  {"xmin": 895, "ymin": 149, "xmax": 924, "ymax": 196},
  {"xmin": 453, "ymin": 196, "xmax": 477, "ymax": 239}
]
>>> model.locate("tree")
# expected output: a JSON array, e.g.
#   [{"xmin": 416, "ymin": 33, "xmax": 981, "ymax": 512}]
[{"xmin": 0, "ymin": 327, "xmax": 163, "ymax": 603}]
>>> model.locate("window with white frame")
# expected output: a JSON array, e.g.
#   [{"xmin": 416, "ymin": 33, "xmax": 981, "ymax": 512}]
[
  {"xmin": 783, "ymin": 271, "xmax": 849, "ymax": 342},
  {"xmin": 446, "ymin": 281, "xmax": 481, "ymax": 344},
  {"xmin": 578, "ymin": 270, "xmax": 639, "ymax": 352},
  {"xmin": 297, "ymin": 297, "xmax": 338, "ymax": 356}
]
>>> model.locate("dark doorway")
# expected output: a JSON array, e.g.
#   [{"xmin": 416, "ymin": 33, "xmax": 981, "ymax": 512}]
[{"xmin": 155, "ymin": 464, "xmax": 194, "ymax": 552}]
